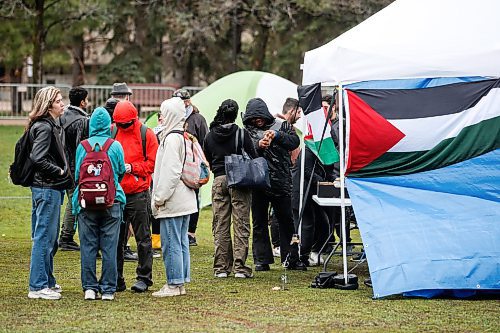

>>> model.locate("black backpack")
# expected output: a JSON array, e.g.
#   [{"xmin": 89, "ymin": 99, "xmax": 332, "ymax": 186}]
[{"xmin": 10, "ymin": 127, "xmax": 34, "ymax": 187}]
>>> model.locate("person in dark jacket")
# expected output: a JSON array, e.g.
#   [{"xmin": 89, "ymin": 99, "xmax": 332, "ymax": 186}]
[
  {"xmin": 173, "ymin": 89, "xmax": 208, "ymax": 246},
  {"xmin": 27, "ymin": 86, "xmax": 73, "ymax": 300},
  {"xmin": 203, "ymin": 99, "xmax": 257, "ymax": 278},
  {"xmin": 242, "ymin": 98, "xmax": 306, "ymax": 271},
  {"xmin": 59, "ymin": 86, "xmax": 89, "ymax": 251}
]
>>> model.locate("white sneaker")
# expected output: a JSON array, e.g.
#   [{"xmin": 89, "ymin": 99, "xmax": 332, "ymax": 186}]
[
  {"xmin": 84, "ymin": 289, "xmax": 96, "ymax": 300},
  {"xmin": 51, "ymin": 284, "xmax": 62, "ymax": 293},
  {"xmin": 272, "ymin": 247, "xmax": 281, "ymax": 257},
  {"xmin": 179, "ymin": 285, "xmax": 186, "ymax": 295},
  {"xmin": 101, "ymin": 293, "xmax": 115, "ymax": 301},
  {"xmin": 152, "ymin": 284, "xmax": 181, "ymax": 297},
  {"xmin": 214, "ymin": 272, "xmax": 228, "ymax": 278},
  {"xmin": 235, "ymin": 273, "xmax": 253, "ymax": 279},
  {"xmin": 308, "ymin": 252, "xmax": 324, "ymax": 266},
  {"xmin": 28, "ymin": 288, "xmax": 61, "ymax": 300}
]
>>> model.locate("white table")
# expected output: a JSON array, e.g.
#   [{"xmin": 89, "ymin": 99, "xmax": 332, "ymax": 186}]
[{"xmin": 312, "ymin": 195, "xmax": 351, "ymax": 207}]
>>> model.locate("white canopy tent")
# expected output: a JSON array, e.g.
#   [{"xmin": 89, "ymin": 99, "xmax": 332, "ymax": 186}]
[
  {"xmin": 300, "ymin": 0, "xmax": 500, "ymax": 286},
  {"xmin": 302, "ymin": 0, "xmax": 500, "ymax": 86}
]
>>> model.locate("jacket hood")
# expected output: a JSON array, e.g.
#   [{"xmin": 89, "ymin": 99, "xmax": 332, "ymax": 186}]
[
  {"xmin": 242, "ymin": 98, "xmax": 275, "ymax": 126},
  {"xmin": 89, "ymin": 107, "xmax": 111, "ymax": 137},
  {"xmin": 159, "ymin": 97, "xmax": 186, "ymax": 137},
  {"xmin": 113, "ymin": 101, "xmax": 138, "ymax": 123},
  {"xmin": 212, "ymin": 123, "xmax": 238, "ymax": 143}
]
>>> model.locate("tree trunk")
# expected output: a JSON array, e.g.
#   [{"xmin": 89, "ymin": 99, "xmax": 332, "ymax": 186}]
[
  {"xmin": 71, "ymin": 33, "xmax": 85, "ymax": 86},
  {"xmin": 251, "ymin": 24, "xmax": 269, "ymax": 70},
  {"xmin": 33, "ymin": 0, "xmax": 45, "ymax": 84}
]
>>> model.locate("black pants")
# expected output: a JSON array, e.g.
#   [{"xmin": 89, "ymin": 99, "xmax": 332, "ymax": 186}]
[
  {"xmin": 188, "ymin": 188, "xmax": 200, "ymax": 234},
  {"xmin": 269, "ymin": 209, "xmax": 280, "ymax": 248},
  {"xmin": 325, "ymin": 206, "xmax": 351, "ymax": 243},
  {"xmin": 252, "ymin": 190, "xmax": 299, "ymax": 265},
  {"xmin": 293, "ymin": 193, "xmax": 330, "ymax": 262},
  {"xmin": 117, "ymin": 190, "xmax": 153, "ymax": 287}
]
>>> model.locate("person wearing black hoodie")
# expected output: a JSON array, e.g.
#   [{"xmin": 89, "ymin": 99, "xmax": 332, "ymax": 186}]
[
  {"xmin": 203, "ymin": 100, "xmax": 257, "ymax": 278},
  {"xmin": 242, "ymin": 98, "xmax": 307, "ymax": 271}
]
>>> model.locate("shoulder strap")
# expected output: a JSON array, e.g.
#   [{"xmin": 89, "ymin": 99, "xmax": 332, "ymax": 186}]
[
  {"xmin": 81, "ymin": 140, "xmax": 92, "ymax": 153},
  {"xmin": 111, "ymin": 125, "xmax": 118, "ymax": 139},
  {"xmin": 235, "ymin": 128, "xmax": 246, "ymax": 155},
  {"xmin": 101, "ymin": 138, "xmax": 114, "ymax": 152},
  {"xmin": 140, "ymin": 124, "xmax": 147, "ymax": 160}
]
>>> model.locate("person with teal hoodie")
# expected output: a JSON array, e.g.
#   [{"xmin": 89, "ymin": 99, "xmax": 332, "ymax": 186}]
[{"xmin": 72, "ymin": 107, "xmax": 126, "ymax": 301}]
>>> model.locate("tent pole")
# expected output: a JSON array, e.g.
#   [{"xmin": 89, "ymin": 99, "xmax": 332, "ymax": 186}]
[
  {"xmin": 338, "ymin": 84, "xmax": 348, "ymax": 284},
  {"xmin": 298, "ymin": 111, "xmax": 307, "ymax": 241}
]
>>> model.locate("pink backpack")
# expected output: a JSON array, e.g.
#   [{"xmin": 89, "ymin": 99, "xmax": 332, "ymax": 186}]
[{"xmin": 78, "ymin": 139, "xmax": 116, "ymax": 209}]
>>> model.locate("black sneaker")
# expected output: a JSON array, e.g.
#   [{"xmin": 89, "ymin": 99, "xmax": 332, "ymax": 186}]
[
  {"xmin": 124, "ymin": 246, "xmax": 138, "ymax": 261},
  {"xmin": 131, "ymin": 280, "xmax": 148, "ymax": 293},
  {"xmin": 116, "ymin": 283, "xmax": 127, "ymax": 292},
  {"xmin": 287, "ymin": 261, "xmax": 307, "ymax": 271},
  {"xmin": 59, "ymin": 239, "xmax": 80, "ymax": 251},
  {"xmin": 188, "ymin": 235, "xmax": 197, "ymax": 246},
  {"xmin": 254, "ymin": 264, "xmax": 270, "ymax": 271},
  {"xmin": 364, "ymin": 277, "xmax": 372, "ymax": 288}
]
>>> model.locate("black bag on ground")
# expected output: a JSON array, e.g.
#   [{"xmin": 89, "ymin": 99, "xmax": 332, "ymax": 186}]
[
  {"xmin": 9, "ymin": 127, "xmax": 34, "ymax": 187},
  {"xmin": 310, "ymin": 271, "xmax": 338, "ymax": 289},
  {"xmin": 225, "ymin": 129, "xmax": 270, "ymax": 189}
]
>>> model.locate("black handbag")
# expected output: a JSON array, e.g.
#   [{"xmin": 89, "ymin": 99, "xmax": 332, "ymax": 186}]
[{"xmin": 225, "ymin": 129, "xmax": 270, "ymax": 189}]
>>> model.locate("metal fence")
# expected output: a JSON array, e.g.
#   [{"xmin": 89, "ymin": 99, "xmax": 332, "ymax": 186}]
[{"xmin": 0, "ymin": 83, "xmax": 202, "ymax": 120}]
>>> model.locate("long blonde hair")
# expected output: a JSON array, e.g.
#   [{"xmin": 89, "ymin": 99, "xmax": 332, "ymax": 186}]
[{"xmin": 27, "ymin": 86, "xmax": 61, "ymax": 128}]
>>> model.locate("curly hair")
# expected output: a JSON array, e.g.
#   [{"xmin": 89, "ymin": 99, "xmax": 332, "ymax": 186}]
[{"xmin": 209, "ymin": 99, "xmax": 239, "ymax": 129}]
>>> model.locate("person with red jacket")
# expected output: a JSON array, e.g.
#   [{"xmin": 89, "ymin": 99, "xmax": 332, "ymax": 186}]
[{"xmin": 112, "ymin": 101, "xmax": 159, "ymax": 293}]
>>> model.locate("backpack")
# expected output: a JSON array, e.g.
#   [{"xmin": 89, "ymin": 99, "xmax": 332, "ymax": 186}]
[
  {"xmin": 77, "ymin": 138, "xmax": 116, "ymax": 210},
  {"xmin": 167, "ymin": 130, "xmax": 210, "ymax": 189},
  {"xmin": 9, "ymin": 127, "xmax": 34, "ymax": 187}
]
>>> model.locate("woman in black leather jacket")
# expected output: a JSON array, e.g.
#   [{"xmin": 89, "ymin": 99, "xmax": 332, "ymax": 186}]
[{"xmin": 27, "ymin": 86, "xmax": 72, "ymax": 300}]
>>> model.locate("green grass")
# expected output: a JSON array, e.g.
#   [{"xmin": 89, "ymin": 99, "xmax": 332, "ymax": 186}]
[{"xmin": 0, "ymin": 125, "xmax": 499, "ymax": 332}]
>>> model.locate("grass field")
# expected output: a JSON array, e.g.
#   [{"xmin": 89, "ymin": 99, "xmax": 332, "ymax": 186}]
[{"xmin": 0, "ymin": 125, "xmax": 498, "ymax": 332}]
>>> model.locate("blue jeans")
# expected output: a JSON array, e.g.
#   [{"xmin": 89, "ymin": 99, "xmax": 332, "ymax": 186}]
[
  {"xmin": 78, "ymin": 203, "xmax": 122, "ymax": 294},
  {"xmin": 29, "ymin": 187, "xmax": 64, "ymax": 291},
  {"xmin": 160, "ymin": 215, "xmax": 191, "ymax": 285}
]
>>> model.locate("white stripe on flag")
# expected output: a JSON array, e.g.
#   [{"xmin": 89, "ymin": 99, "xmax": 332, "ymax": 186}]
[
  {"xmin": 306, "ymin": 108, "xmax": 332, "ymax": 141},
  {"xmin": 388, "ymin": 88, "xmax": 500, "ymax": 152}
]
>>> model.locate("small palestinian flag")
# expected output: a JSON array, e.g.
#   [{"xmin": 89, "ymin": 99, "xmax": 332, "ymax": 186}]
[
  {"xmin": 298, "ymin": 83, "xmax": 339, "ymax": 165},
  {"xmin": 346, "ymin": 79, "xmax": 500, "ymax": 176}
]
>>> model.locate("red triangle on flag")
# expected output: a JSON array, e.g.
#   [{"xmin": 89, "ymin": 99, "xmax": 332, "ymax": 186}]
[{"xmin": 347, "ymin": 90, "xmax": 405, "ymax": 174}]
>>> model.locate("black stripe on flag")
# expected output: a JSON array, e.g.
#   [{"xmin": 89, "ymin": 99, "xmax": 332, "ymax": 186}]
[
  {"xmin": 298, "ymin": 83, "xmax": 322, "ymax": 115},
  {"xmin": 351, "ymin": 79, "xmax": 500, "ymax": 120}
]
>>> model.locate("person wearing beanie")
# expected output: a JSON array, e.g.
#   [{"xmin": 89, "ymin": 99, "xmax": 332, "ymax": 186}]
[
  {"xmin": 112, "ymin": 100, "xmax": 159, "ymax": 293},
  {"xmin": 104, "ymin": 98, "xmax": 119, "ymax": 122},
  {"xmin": 151, "ymin": 97, "xmax": 197, "ymax": 297},
  {"xmin": 203, "ymin": 99, "xmax": 258, "ymax": 279},
  {"xmin": 72, "ymin": 107, "xmax": 126, "ymax": 301}
]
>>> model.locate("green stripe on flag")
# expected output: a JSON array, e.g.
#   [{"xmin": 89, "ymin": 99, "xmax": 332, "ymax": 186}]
[
  {"xmin": 305, "ymin": 137, "xmax": 340, "ymax": 165},
  {"xmin": 350, "ymin": 116, "xmax": 500, "ymax": 177}
]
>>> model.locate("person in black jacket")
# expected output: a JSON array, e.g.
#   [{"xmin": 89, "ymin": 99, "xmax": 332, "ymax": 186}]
[
  {"xmin": 242, "ymin": 98, "xmax": 306, "ymax": 271},
  {"xmin": 203, "ymin": 99, "xmax": 257, "ymax": 278},
  {"xmin": 59, "ymin": 87, "xmax": 89, "ymax": 251},
  {"xmin": 173, "ymin": 89, "xmax": 208, "ymax": 246},
  {"xmin": 27, "ymin": 86, "xmax": 73, "ymax": 300}
]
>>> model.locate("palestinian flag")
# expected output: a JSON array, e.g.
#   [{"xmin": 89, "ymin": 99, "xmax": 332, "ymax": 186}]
[
  {"xmin": 346, "ymin": 78, "xmax": 500, "ymax": 176},
  {"xmin": 298, "ymin": 83, "xmax": 339, "ymax": 165},
  {"xmin": 344, "ymin": 78, "xmax": 500, "ymax": 298}
]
